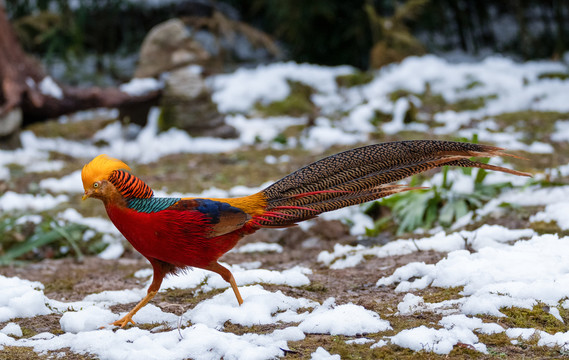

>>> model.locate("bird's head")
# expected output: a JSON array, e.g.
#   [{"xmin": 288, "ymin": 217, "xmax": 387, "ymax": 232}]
[{"xmin": 81, "ymin": 154, "xmax": 131, "ymax": 202}]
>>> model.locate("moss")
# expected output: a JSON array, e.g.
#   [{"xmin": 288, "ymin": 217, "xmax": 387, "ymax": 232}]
[
  {"xmin": 404, "ymin": 101, "xmax": 418, "ymax": 123},
  {"xmin": 498, "ymin": 303, "xmax": 568, "ymax": 334},
  {"xmin": 287, "ymin": 335, "xmax": 483, "ymax": 360},
  {"xmin": 388, "ymin": 87, "xmax": 494, "ymax": 118},
  {"xmin": 421, "ymin": 286, "xmax": 464, "ymax": 303},
  {"xmin": 492, "ymin": 111, "xmax": 569, "ymax": 143},
  {"xmin": 0, "ymin": 346, "xmax": 98, "ymax": 360},
  {"xmin": 0, "ymin": 347, "xmax": 44, "ymax": 360},
  {"xmin": 389, "ymin": 89, "xmax": 416, "ymax": 103},
  {"xmin": 20, "ymin": 327, "xmax": 39, "ymax": 338},
  {"xmin": 255, "ymin": 81, "xmax": 315, "ymax": 117},
  {"xmin": 272, "ymin": 133, "xmax": 287, "ymax": 145},
  {"xmin": 530, "ymin": 220, "xmax": 569, "ymax": 237},
  {"xmin": 222, "ymin": 322, "xmax": 282, "ymax": 335},
  {"xmin": 464, "ymin": 80, "xmax": 484, "ymax": 90},
  {"xmin": 136, "ymin": 322, "xmax": 171, "ymax": 332},
  {"xmin": 480, "ymin": 330, "xmax": 569, "ymax": 358},
  {"xmin": 335, "ymin": 71, "xmax": 374, "ymax": 88},
  {"xmin": 450, "ymin": 94, "xmax": 497, "ymax": 111},
  {"xmin": 26, "ymin": 117, "xmax": 114, "ymax": 140},
  {"xmin": 44, "ymin": 278, "xmax": 76, "ymax": 294},
  {"xmin": 538, "ymin": 72, "xmax": 569, "ymax": 81},
  {"xmin": 301, "ymin": 281, "xmax": 328, "ymax": 293},
  {"xmin": 370, "ymin": 110, "xmax": 392, "ymax": 127},
  {"xmin": 448, "ymin": 345, "xmax": 484, "ymax": 358},
  {"xmin": 478, "ymin": 332, "xmax": 511, "ymax": 349}
]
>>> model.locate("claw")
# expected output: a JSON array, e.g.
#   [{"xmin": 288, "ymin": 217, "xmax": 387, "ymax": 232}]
[{"xmin": 112, "ymin": 315, "xmax": 136, "ymax": 328}]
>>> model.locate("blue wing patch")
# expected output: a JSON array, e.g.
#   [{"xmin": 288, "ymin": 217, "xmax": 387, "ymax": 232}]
[
  {"xmin": 194, "ymin": 199, "xmax": 244, "ymax": 224},
  {"xmin": 127, "ymin": 197, "xmax": 180, "ymax": 213}
]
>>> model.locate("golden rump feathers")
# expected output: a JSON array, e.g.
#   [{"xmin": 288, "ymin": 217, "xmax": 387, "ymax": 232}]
[{"xmin": 81, "ymin": 154, "xmax": 131, "ymax": 191}]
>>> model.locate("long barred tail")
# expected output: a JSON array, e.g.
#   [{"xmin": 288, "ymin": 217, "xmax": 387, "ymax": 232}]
[{"xmin": 251, "ymin": 140, "xmax": 530, "ymax": 228}]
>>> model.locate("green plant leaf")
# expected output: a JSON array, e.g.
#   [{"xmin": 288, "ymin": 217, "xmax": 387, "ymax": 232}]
[{"xmin": 0, "ymin": 223, "xmax": 87, "ymax": 265}]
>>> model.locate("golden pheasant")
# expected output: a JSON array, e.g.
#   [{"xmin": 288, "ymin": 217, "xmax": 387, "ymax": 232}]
[{"xmin": 81, "ymin": 140, "xmax": 530, "ymax": 328}]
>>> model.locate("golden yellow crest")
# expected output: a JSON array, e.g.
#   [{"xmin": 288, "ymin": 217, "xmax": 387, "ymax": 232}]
[{"xmin": 81, "ymin": 154, "xmax": 131, "ymax": 191}]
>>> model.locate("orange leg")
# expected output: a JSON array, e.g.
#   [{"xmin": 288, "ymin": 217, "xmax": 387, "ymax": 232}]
[
  {"xmin": 207, "ymin": 262, "xmax": 243, "ymax": 305},
  {"xmin": 112, "ymin": 259, "xmax": 168, "ymax": 328},
  {"xmin": 112, "ymin": 290, "xmax": 158, "ymax": 328}
]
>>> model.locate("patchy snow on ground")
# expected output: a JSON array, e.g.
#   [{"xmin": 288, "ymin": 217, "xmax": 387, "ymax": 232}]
[
  {"xmin": 0, "ymin": 270, "xmax": 391, "ymax": 359},
  {"xmin": 2, "ymin": 54, "xmax": 569, "ymax": 358},
  {"xmin": 298, "ymin": 298, "xmax": 391, "ymax": 336}
]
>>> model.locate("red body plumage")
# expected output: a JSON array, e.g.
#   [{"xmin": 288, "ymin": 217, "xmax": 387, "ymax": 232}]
[{"xmin": 105, "ymin": 203, "xmax": 245, "ymax": 269}]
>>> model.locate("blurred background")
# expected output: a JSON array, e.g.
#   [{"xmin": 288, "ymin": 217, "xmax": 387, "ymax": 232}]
[
  {"xmin": 0, "ymin": 0, "xmax": 568, "ymax": 265},
  {"xmin": 4, "ymin": 0, "xmax": 569, "ymax": 85}
]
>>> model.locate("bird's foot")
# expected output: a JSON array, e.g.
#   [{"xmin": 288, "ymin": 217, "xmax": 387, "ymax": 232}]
[{"xmin": 111, "ymin": 314, "xmax": 136, "ymax": 328}]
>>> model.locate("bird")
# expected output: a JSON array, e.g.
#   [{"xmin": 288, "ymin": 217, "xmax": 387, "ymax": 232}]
[{"xmin": 81, "ymin": 140, "xmax": 530, "ymax": 328}]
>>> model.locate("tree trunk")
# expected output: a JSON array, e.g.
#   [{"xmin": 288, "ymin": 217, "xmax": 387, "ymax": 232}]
[{"xmin": 0, "ymin": 4, "xmax": 160, "ymax": 125}]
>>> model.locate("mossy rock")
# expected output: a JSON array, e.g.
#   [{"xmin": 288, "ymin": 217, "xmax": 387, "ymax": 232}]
[
  {"xmin": 158, "ymin": 67, "xmax": 236, "ymax": 138},
  {"xmin": 26, "ymin": 117, "xmax": 115, "ymax": 141},
  {"xmin": 255, "ymin": 80, "xmax": 316, "ymax": 117}
]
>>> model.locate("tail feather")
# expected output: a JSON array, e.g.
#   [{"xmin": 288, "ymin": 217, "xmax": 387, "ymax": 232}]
[{"xmin": 254, "ymin": 140, "xmax": 530, "ymax": 228}]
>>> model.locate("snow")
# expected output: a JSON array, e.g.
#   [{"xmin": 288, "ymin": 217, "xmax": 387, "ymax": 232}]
[
  {"xmin": 378, "ymin": 233, "xmax": 569, "ymax": 318},
  {"xmin": 3, "ymin": 54, "xmax": 569, "ymax": 358},
  {"xmin": 119, "ymin": 77, "xmax": 163, "ymax": 96},
  {"xmin": 210, "ymin": 62, "xmax": 353, "ymax": 113},
  {"xmin": 390, "ymin": 325, "xmax": 484, "ymax": 355},
  {"xmin": 185, "ymin": 286, "xmax": 316, "ymax": 328},
  {"xmin": 318, "ymin": 225, "xmax": 534, "ymax": 270},
  {"xmin": 0, "ymin": 270, "xmax": 393, "ymax": 359},
  {"xmin": 1, "ymin": 323, "xmax": 22, "ymax": 338},
  {"xmin": 39, "ymin": 76, "xmax": 63, "ymax": 99},
  {"xmin": 0, "ymin": 191, "xmax": 68, "ymax": 212},
  {"xmin": 530, "ymin": 203, "xmax": 569, "ymax": 229},
  {"xmin": 310, "ymin": 347, "xmax": 341, "ymax": 360},
  {"xmin": 298, "ymin": 298, "xmax": 391, "ymax": 336},
  {"xmin": 235, "ymin": 242, "xmax": 283, "ymax": 253},
  {"xmin": 226, "ymin": 114, "xmax": 304, "ymax": 145},
  {"xmin": 39, "ymin": 170, "xmax": 83, "ymax": 193},
  {"xmin": 60, "ymin": 306, "xmax": 118, "ymax": 333},
  {"xmin": 0, "ymin": 276, "xmax": 51, "ymax": 322}
]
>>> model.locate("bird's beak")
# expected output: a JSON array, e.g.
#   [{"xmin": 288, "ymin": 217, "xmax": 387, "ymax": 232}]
[{"xmin": 82, "ymin": 191, "xmax": 89, "ymax": 201}]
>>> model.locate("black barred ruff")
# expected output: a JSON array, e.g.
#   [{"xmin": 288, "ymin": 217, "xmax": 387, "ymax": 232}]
[{"xmin": 108, "ymin": 170, "xmax": 153, "ymax": 199}]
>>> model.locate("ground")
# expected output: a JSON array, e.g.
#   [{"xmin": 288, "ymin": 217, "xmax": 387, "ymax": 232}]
[{"xmin": 2, "ymin": 56, "xmax": 569, "ymax": 359}]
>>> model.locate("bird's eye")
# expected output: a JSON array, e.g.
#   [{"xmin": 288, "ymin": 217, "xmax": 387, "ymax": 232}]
[{"xmin": 93, "ymin": 182, "xmax": 99, "ymax": 188}]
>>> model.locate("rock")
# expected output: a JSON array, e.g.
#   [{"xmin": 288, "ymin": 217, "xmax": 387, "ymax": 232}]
[
  {"xmin": 0, "ymin": 108, "xmax": 22, "ymax": 149},
  {"xmin": 134, "ymin": 19, "xmax": 210, "ymax": 78},
  {"xmin": 159, "ymin": 66, "xmax": 237, "ymax": 138}
]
